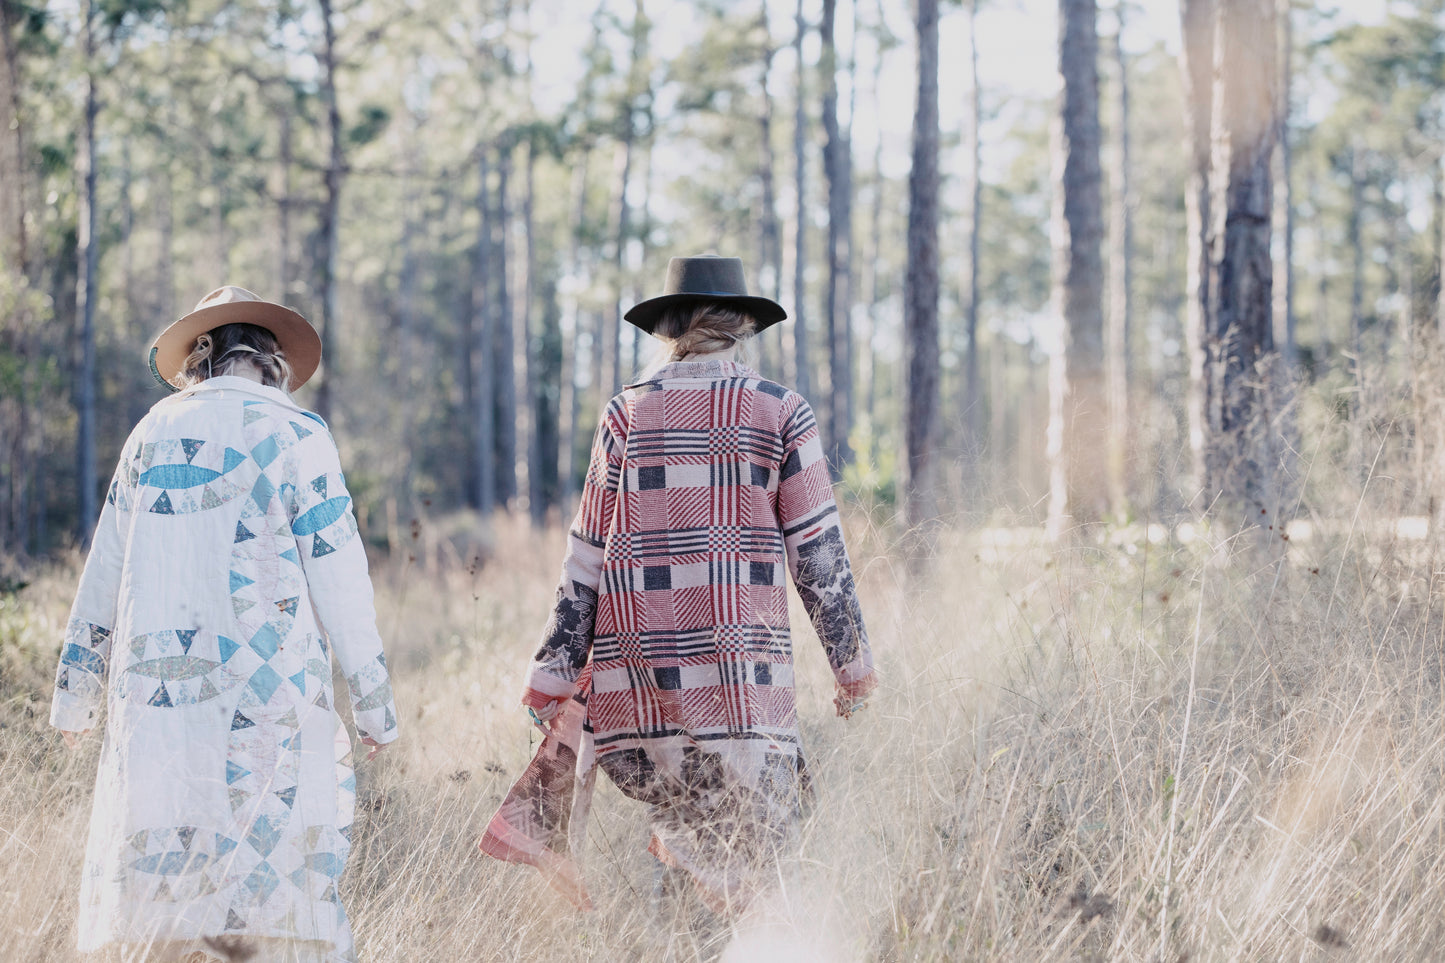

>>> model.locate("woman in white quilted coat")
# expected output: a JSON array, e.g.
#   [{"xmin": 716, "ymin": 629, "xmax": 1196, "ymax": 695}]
[{"xmin": 51, "ymin": 286, "xmax": 398, "ymax": 963}]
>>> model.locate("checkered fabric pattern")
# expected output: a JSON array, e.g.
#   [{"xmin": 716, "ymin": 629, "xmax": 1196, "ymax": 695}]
[{"xmin": 491, "ymin": 360, "xmax": 875, "ymax": 911}]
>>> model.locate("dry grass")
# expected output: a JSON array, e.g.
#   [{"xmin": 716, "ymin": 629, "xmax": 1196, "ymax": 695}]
[{"xmin": 4, "ymin": 473, "xmax": 1445, "ymax": 960}]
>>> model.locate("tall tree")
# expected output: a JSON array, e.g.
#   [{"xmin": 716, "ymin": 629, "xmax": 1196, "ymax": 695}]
[
  {"xmin": 1273, "ymin": 0, "xmax": 1294, "ymax": 367},
  {"xmin": 1180, "ymin": 0, "xmax": 1214, "ymax": 487},
  {"xmin": 792, "ymin": 0, "xmax": 812, "ymax": 401},
  {"xmin": 1200, "ymin": 0, "xmax": 1279, "ymax": 522},
  {"xmin": 493, "ymin": 143, "xmax": 516, "ymax": 508},
  {"xmin": 313, "ymin": 0, "xmax": 344, "ymax": 423},
  {"xmin": 75, "ymin": 0, "xmax": 100, "ymax": 542},
  {"xmin": 1045, "ymin": 0, "xmax": 1106, "ymax": 539},
  {"xmin": 470, "ymin": 148, "xmax": 495, "ymax": 515},
  {"xmin": 756, "ymin": 0, "xmax": 784, "ymax": 381},
  {"xmin": 961, "ymin": 0, "xmax": 983, "ymax": 495},
  {"xmin": 0, "ymin": 0, "xmax": 29, "ymax": 277},
  {"xmin": 904, "ymin": 0, "xmax": 940, "ymax": 531},
  {"xmin": 1105, "ymin": 8, "xmax": 1132, "ymax": 520},
  {"xmin": 821, "ymin": 0, "xmax": 854, "ymax": 469}
]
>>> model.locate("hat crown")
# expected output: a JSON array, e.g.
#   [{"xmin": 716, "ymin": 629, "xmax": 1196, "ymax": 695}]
[
  {"xmin": 194, "ymin": 285, "xmax": 261, "ymax": 312},
  {"xmin": 662, "ymin": 256, "xmax": 750, "ymax": 298}
]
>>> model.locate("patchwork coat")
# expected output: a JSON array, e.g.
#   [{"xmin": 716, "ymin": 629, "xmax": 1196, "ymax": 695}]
[
  {"xmin": 50, "ymin": 376, "xmax": 398, "ymax": 960},
  {"xmin": 482, "ymin": 360, "xmax": 875, "ymax": 910}
]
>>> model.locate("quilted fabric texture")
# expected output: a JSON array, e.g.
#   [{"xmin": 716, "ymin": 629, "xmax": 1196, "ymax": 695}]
[
  {"xmin": 51, "ymin": 376, "xmax": 398, "ymax": 960},
  {"xmin": 489, "ymin": 360, "xmax": 875, "ymax": 911}
]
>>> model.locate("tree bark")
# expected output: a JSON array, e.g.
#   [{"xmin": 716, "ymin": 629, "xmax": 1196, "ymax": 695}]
[
  {"xmin": 1180, "ymin": 0, "xmax": 1214, "ymax": 485},
  {"xmin": 1105, "ymin": 14, "xmax": 1132, "ymax": 520},
  {"xmin": 962, "ymin": 0, "xmax": 983, "ymax": 496},
  {"xmin": 75, "ymin": 0, "xmax": 99, "ymax": 543},
  {"xmin": 315, "ymin": 0, "xmax": 344, "ymax": 424},
  {"xmin": 524, "ymin": 140, "xmax": 546, "ymax": 526},
  {"xmin": 904, "ymin": 0, "xmax": 940, "ymax": 532},
  {"xmin": 1201, "ymin": 0, "xmax": 1279, "ymax": 527},
  {"xmin": 471, "ymin": 149, "xmax": 495, "ymax": 515},
  {"xmin": 0, "ymin": 0, "xmax": 28, "ymax": 276},
  {"xmin": 792, "ymin": 0, "xmax": 812, "ymax": 400},
  {"xmin": 396, "ymin": 115, "xmax": 420, "ymax": 502},
  {"xmin": 756, "ymin": 0, "xmax": 783, "ymax": 381},
  {"xmin": 608, "ymin": 135, "xmax": 632, "ymax": 396},
  {"xmin": 560, "ymin": 146, "xmax": 591, "ymax": 510},
  {"xmin": 1273, "ymin": 0, "xmax": 1294, "ymax": 367},
  {"xmin": 1348, "ymin": 145, "xmax": 1364, "ymax": 399},
  {"xmin": 278, "ymin": 106, "xmax": 293, "ymax": 298},
  {"xmin": 493, "ymin": 144, "xmax": 516, "ymax": 508},
  {"xmin": 1046, "ymin": 0, "xmax": 1107, "ymax": 540},
  {"xmin": 821, "ymin": 0, "xmax": 854, "ymax": 470}
]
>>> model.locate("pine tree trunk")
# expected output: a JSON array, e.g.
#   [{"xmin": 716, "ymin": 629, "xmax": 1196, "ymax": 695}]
[
  {"xmin": 471, "ymin": 149, "xmax": 495, "ymax": 515},
  {"xmin": 75, "ymin": 0, "xmax": 99, "ymax": 543},
  {"xmin": 1274, "ymin": 0, "xmax": 1294, "ymax": 366},
  {"xmin": 821, "ymin": 0, "xmax": 854, "ymax": 470},
  {"xmin": 1105, "ymin": 16, "xmax": 1132, "ymax": 520},
  {"xmin": 1348, "ymin": 146, "xmax": 1365, "ymax": 399},
  {"xmin": 493, "ymin": 145, "xmax": 517, "ymax": 508},
  {"xmin": 608, "ymin": 136, "xmax": 632, "ymax": 395},
  {"xmin": 792, "ymin": 0, "xmax": 812, "ymax": 400},
  {"xmin": 524, "ymin": 142, "xmax": 547, "ymax": 526},
  {"xmin": 0, "ymin": 0, "xmax": 28, "ymax": 276},
  {"xmin": 1046, "ymin": 0, "xmax": 1107, "ymax": 540},
  {"xmin": 560, "ymin": 147, "xmax": 591, "ymax": 510},
  {"xmin": 904, "ymin": 0, "xmax": 940, "ymax": 532},
  {"xmin": 756, "ymin": 1, "xmax": 782, "ymax": 380},
  {"xmin": 1202, "ymin": 0, "xmax": 1279, "ymax": 528},
  {"xmin": 397, "ymin": 117, "xmax": 419, "ymax": 501},
  {"xmin": 1180, "ymin": 0, "xmax": 1214, "ymax": 486},
  {"xmin": 278, "ymin": 107, "xmax": 293, "ymax": 298},
  {"xmin": 315, "ymin": 0, "xmax": 343, "ymax": 424},
  {"xmin": 962, "ymin": 0, "xmax": 983, "ymax": 497},
  {"xmin": 863, "ymin": 0, "xmax": 887, "ymax": 436}
]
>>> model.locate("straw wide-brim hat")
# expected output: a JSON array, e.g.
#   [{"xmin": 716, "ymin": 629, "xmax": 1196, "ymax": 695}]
[
  {"xmin": 624, "ymin": 255, "xmax": 787, "ymax": 334},
  {"xmin": 149, "ymin": 286, "xmax": 321, "ymax": 392}
]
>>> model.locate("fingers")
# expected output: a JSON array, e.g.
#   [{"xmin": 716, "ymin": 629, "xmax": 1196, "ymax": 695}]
[
  {"xmin": 61, "ymin": 729, "xmax": 91, "ymax": 750},
  {"xmin": 360, "ymin": 736, "xmax": 387, "ymax": 761},
  {"xmin": 526, "ymin": 701, "xmax": 562, "ymax": 736},
  {"xmin": 833, "ymin": 691, "xmax": 868, "ymax": 719}
]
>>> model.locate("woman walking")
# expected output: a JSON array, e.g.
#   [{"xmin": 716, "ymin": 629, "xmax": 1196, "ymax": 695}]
[
  {"xmin": 482, "ymin": 256, "xmax": 876, "ymax": 943},
  {"xmin": 52, "ymin": 286, "xmax": 398, "ymax": 963}
]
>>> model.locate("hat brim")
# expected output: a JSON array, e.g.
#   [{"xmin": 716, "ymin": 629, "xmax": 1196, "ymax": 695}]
[
  {"xmin": 624, "ymin": 294, "xmax": 787, "ymax": 335},
  {"xmin": 149, "ymin": 300, "xmax": 321, "ymax": 392}
]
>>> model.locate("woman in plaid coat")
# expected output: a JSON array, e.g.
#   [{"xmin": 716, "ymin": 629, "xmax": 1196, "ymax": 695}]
[{"xmin": 482, "ymin": 256, "xmax": 876, "ymax": 921}]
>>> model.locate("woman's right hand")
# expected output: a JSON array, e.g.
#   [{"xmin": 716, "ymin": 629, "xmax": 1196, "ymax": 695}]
[{"xmin": 526, "ymin": 699, "xmax": 561, "ymax": 734}]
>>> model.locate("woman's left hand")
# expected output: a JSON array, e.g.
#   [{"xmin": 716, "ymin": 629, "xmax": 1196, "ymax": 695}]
[{"xmin": 61, "ymin": 729, "xmax": 91, "ymax": 750}]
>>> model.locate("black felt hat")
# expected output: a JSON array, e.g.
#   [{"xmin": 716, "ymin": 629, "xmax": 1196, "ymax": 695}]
[{"xmin": 624, "ymin": 255, "xmax": 787, "ymax": 334}]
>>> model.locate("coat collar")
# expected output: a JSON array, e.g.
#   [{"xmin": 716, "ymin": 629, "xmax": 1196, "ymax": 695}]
[
  {"xmin": 174, "ymin": 376, "xmax": 318, "ymax": 420},
  {"xmin": 630, "ymin": 360, "xmax": 760, "ymax": 387}
]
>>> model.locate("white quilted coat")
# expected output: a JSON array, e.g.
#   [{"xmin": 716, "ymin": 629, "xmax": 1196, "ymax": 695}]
[{"xmin": 51, "ymin": 376, "xmax": 398, "ymax": 960}]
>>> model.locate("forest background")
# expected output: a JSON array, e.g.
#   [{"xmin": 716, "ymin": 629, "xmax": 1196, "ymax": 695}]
[
  {"xmin": 8, "ymin": 0, "xmax": 1443, "ymax": 549},
  {"xmin": 6, "ymin": 0, "xmax": 1445, "ymax": 960}
]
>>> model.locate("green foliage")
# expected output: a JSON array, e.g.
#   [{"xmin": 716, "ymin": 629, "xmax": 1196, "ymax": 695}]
[{"xmin": 348, "ymin": 104, "xmax": 392, "ymax": 147}]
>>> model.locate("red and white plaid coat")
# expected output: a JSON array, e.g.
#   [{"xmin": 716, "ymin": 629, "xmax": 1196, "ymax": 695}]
[{"xmin": 482, "ymin": 359, "xmax": 875, "ymax": 911}]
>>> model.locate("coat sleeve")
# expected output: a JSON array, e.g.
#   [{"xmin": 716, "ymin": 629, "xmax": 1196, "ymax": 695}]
[
  {"xmin": 288, "ymin": 423, "xmax": 399, "ymax": 745},
  {"xmin": 775, "ymin": 395, "xmax": 876, "ymax": 701},
  {"xmin": 51, "ymin": 434, "xmax": 140, "ymax": 732},
  {"xmin": 521, "ymin": 402, "xmax": 624, "ymax": 709}
]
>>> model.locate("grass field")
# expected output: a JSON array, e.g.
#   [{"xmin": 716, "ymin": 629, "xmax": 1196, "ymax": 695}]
[{"xmin": 4, "ymin": 494, "xmax": 1445, "ymax": 961}]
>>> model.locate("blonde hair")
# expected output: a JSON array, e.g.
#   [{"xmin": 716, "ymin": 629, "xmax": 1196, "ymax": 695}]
[
  {"xmin": 180, "ymin": 323, "xmax": 295, "ymax": 391},
  {"xmin": 652, "ymin": 302, "xmax": 758, "ymax": 362}
]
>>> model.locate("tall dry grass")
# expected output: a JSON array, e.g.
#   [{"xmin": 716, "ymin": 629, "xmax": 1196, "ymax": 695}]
[{"xmin": 5, "ymin": 394, "xmax": 1445, "ymax": 960}]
